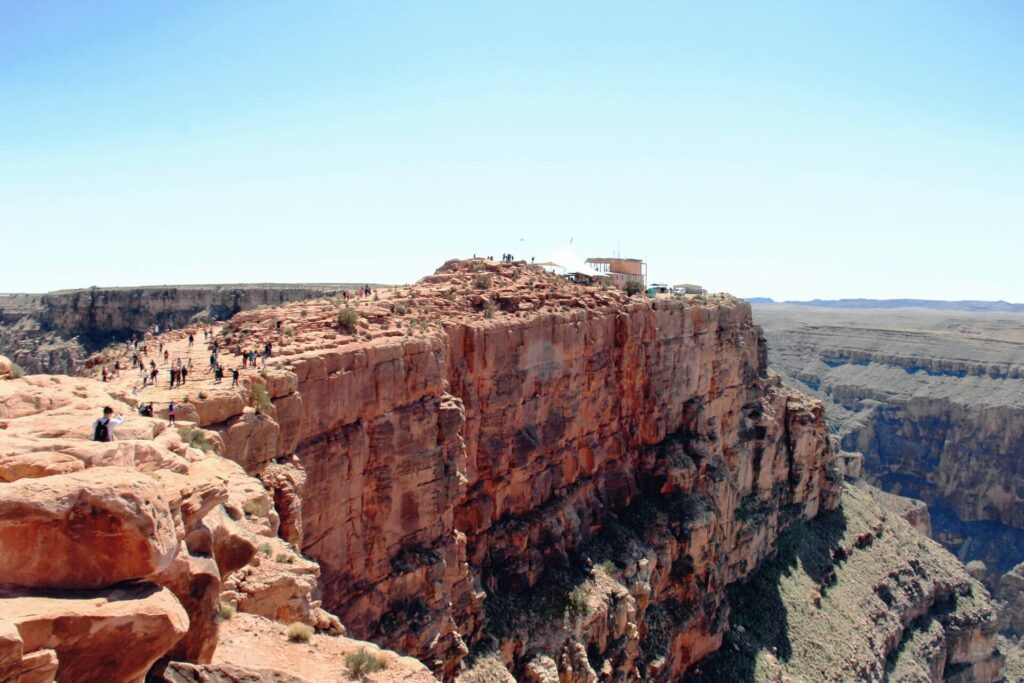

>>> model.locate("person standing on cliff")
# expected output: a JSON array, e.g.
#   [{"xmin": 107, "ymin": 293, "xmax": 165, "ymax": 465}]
[
  {"xmin": 188, "ymin": 333, "xmax": 194, "ymax": 347},
  {"xmin": 93, "ymin": 406, "xmax": 125, "ymax": 442},
  {"xmin": 167, "ymin": 402, "xmax": 177, "ymax": 426},
  {"xmin": 231, "ymin": 367, "xmax": 239, "ymax": 387}
]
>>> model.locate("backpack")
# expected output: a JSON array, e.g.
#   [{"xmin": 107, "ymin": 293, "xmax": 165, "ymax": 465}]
[{"xmin": 94, "ymin": 418, "xmax": 110, "ymax": 442}]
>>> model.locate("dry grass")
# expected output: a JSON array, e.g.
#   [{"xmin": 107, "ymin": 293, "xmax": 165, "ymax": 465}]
[{"xmin": 286, "ymin": 622, "xmax": 313, "ymax": 643}]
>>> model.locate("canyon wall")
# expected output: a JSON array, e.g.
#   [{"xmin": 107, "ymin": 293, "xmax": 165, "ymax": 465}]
[
  {"xmin": 1, "ymin": 267, "xmax": 1007, "ymax": 681},
  {"xmin": 754, "ymin": 304, "xmax": 1024, "ymax": 586}
]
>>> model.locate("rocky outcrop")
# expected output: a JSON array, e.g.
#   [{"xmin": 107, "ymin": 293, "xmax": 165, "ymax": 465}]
[
  {"xmin": 0, "ymin": 285, "xmax": 356, "ymax": 374},
  {"xmin": 690, "ymin": 483, "xmax": 1004, "ymax": 682},
  {"xmin": 7, "ymin": 262, "xmax": 998, "ymax": 681},
  {"xmin": 755, "ymin": 303, "xmax": 1024, "ymax": 587},
  {"xmin": 87, "ymin": 259, "xmax": 838, "ymax": 680}
]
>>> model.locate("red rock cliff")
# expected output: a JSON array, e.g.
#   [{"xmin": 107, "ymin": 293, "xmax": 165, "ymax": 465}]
[{"xmin": 179, "ymin": 259, "xmax": 841, "ymax": 680}]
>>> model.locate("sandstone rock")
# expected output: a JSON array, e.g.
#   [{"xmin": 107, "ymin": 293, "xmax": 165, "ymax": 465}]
[
  {"xmin": 0, "ymin": 583, "xmax": 188, "ymax": 683},
  {"xmin": 154, "ymin": 661, "xmax": 306, "ymax": 682},
  {"xmin": 211, "ymin": 613, "xmax": 436, "ymax": 682},
  {"xmin": 0, "ymin": 451, "xmax": 85, "ymax": 482},
  {"xmin": 0, "ymin": 467, "xmax": 178, "ymax": 589}
]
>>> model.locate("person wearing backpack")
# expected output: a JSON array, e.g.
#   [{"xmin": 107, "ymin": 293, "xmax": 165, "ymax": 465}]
[
  {"xmin": 168, "ymin": 402, "xmax": 177, "ymax": 426},
  {"xmin": 93, "ymin": 406, "xmax": 125, "ymax": 442}
]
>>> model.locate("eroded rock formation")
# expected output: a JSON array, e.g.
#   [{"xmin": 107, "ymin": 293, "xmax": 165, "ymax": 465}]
[
  {"xmin": 755, "ymin": 304, "xmax": 1024, "ymax": 587},
  {"xmin": 0, "ymin": 262, "xmax": 1006, "ymax": 681}
]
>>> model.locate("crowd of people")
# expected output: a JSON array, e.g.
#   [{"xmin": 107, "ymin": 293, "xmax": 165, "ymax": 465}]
[{"xmin": 93, "ymin": 317, "xmax": 284, "ymax": 431}]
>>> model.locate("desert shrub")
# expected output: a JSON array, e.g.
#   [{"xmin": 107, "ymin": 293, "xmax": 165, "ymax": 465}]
[
  {"xmin": 251, "ymin": 383, "xmax": 272, "ymax": 413},
  {"xmin": 483, "ymin": 301, "xmax": 496, "ymax": 319},
  {"xmin": 178, "ymin": 426, "xmax": 214, "ymax": 453},
  {"xmin": 625, "ymin": 280, "xmax": 644, "ymax": 296},
  {"xmin": 9, "ymin": 362, "xmax": 25, "ymax": 378},
  {"xmin": 473, "ymin": 274, "xmax": 492, "ymax": 290},
  {"xmin": 198, "ymin": 391, "xmax": 208, "ymax": 399},
  {"xmin": 242, "ymin": 499, "xmax": 261, "ymax": 518},
  {"xmin": 345, "ymin": 648, "xmax": 388, "ymax": 676},
  {"xmin": 218, "ymin": 603, "xmax": 235, "ymax": 621},
  {"xmin": 337, "ymin": 307, "xmax": 359, "ymax": 333},
  {"xmin": 49, "ymin": 376, "xmax": 59, "ymax": 384},
  {"xmin": 286, "ymin": 622, "xmax": 313, "ymax": 643},
  {"xmin": 258, "ymin": 542, "xmax": 273, "ymax": 556},
  {"xmin": 275, "ymin": 553, "xmax": 291, "ymax": 563},
  {"xmin": 283, "ymin": 325, "xmax": 295, "ymax": 337},
  {"xmin": 393, "ymin": 303, "xmax": 409, "ymax": 315},
  {"xmin": 299, "ymin": 308, "xmax": 308, "ymax": 318},
  {"xmin": 565, "ymin": 584, "xmax": 590, "ymax": 619}
]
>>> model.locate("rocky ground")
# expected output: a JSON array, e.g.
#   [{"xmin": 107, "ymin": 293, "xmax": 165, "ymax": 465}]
[{"xmin": 688, "ymin": 483, "xmax": 1004, "ymax": 682}]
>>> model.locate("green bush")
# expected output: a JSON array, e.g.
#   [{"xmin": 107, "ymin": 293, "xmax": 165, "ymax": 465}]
[
  {"xmin": 565, "ymin": 584, "xmax": 590, "ymax": 619},
  {"xmin": 178, "ymin": 426, "xmax": 215, "ymax": 453},
  {"xmin": 251, "ymin": 383, "xmax": 272, "ymax": 414},
  {"xmin": 337, "ymin": 307, "xmax": 359, "ymax": 333},
  {"xmin": 242, "ymin": 499, "xmax": 261, "ymax": 518},
  {"xmin": 483, "ymin": 301, "xmax": 496, "ymax": 319},
  {"xmin": 345, "ymin": 648, "xmax": 388, "ymax": 676},
  {"xmin": 9, "ymin": 362, "xmax": 25, "ymax": 378},
  {"xmin": 218, "ymin": 602, "xmax": 235, "ymax": 621},
  {"xmin": 393, "ymin": 303, "xmax": 409, "ymax": 315},
  {"xmin": 473, "ymin": 274, "xmax": 492, "ymax": 290},
  {"xmin": 283, "ymin": 325, "xmax": 295, "ymax": 337},
  {"xmin": 286, "ymin": 622, "xmax": 314, "ymax": 643},
  {"xmin": 258, "ymin": 542, "xmax": 273, "ymax": 556},
  {"xmin": 625, "ymin": 280, "xmax": 644, "ymax": 296}
]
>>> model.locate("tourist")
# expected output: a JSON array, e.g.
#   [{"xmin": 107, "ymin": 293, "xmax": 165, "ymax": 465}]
[
  {"xmin": 167, "ymin": 402, "xmax": 177, "ymax": 426},
  {"xmin": 92, "ymin": 406, "xmax": 124, "ymax": 442},
  {"xmin": 180, "ymin": 365, "xmax": 188, "ymax": 384},
  {"xmin": 101, "ymin": 367, "xmax": 108, "ymax": 382},
  {"xmin": 188, "ymin": 333, "xmax": 194, "ymax": 347},
  {"xmin": 231, "ymin": 368, "xmax": 239, "ymax": 387},
  {"xmin": 169, "ymin": 367, "xmax": 176, "ymax": 388}
]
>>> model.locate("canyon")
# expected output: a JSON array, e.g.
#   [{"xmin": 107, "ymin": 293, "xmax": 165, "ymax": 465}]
[
  {"xmin": 0, "ymin": 264, "xmax": 1010, "ymax": 682},
  {"xmin": 755, "ymin": 304, "xmax": 1024, "ymax": 580}
]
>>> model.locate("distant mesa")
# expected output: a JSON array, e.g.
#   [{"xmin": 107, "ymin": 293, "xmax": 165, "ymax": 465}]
[{"xmin": 752, "ymin": 298, "xmax": 1024, "ymax": 313}]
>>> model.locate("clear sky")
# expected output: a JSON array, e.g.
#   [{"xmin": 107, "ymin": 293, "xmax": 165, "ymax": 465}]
[{"xmin": 2, "ymin": 2, "xmax": 1022, "ymax": 301}]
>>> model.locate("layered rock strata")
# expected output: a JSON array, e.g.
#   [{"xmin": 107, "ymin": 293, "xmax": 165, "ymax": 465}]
[
  {"xmin": 52, "ymin": 259, "xmax": 842, "ymax": 680},
  {"xmin": 754, "ymin": 303, "xmax": 1024, "ymax": 585}
]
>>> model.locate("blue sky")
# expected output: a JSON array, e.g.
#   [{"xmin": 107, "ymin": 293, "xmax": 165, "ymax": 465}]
[{"xmin": 1, "ymin": 2, "xmax": 1022, "ymax": 300}]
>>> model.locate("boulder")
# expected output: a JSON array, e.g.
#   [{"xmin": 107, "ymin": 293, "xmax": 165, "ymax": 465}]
[
  {"xmin": 0, "ymin": 583, "xmax": 188, "ymax": 683},
  {"xmin": 0, "ymin": 467, "xmax": 178, "ymax": 589},
  {"xmin": 0, "ymin": 451, "xmax": 85, "ymax": 482}
]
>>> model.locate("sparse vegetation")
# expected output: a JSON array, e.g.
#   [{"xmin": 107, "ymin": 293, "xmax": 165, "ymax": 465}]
[
  {"xmin": 242, "ymin": 499, "xmax": 261, "ymax": 518},
  {"xmin": 625, "ymin": 280, "xmax": 644, "ymax": 296},
  {"xmin": 565, "ymin": 584, "xmax": 590, "ymax": 619},
  {"xmin": 198, "ymin": 391, "xmax": 208, "ymax": 399},
  {"xmin": 483, "ymin": 301, "xmax": 496, "ymax": 319},
  {"xmin": 283, "ymin": 325, "xmax": 295, "ymax": 336},
  {"xmin": 218, "ymin": 602, "xmax": 235, "ymax": 621},
  {"xmin": 394, "ymin": 303, "xmax": 409, "ymax": 315},
  {"xmin": 251, "ymin": 383, "xmax": 272, "ymax": 413},
  {"xmin": 178, "ymin": 426, "xmax": 215, "ymax": 453},
  {"xmin": 337, "ymin": 307, "xmax": 359, "ymax": 333},
  {"xmin": 9, "ymin": 361, "xmax": 25, "ymax": 378},
  {"xmin": 258, "ymin": 542, "xmax": 273, "ymax": 556},
  {"xmin": 286, "ymin": 621, "xmax": 314, "ymax": 643},
  {"xmin": 345, "ymin": 648, "xmax": 388, "ymax": 676},
  {"xmin": 473, "ymin": 273, "xmax": 493, "ymax": 290},
  {"xmin": 275, "ymin": 552, "xmax": 292, "ymax": 563}
]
